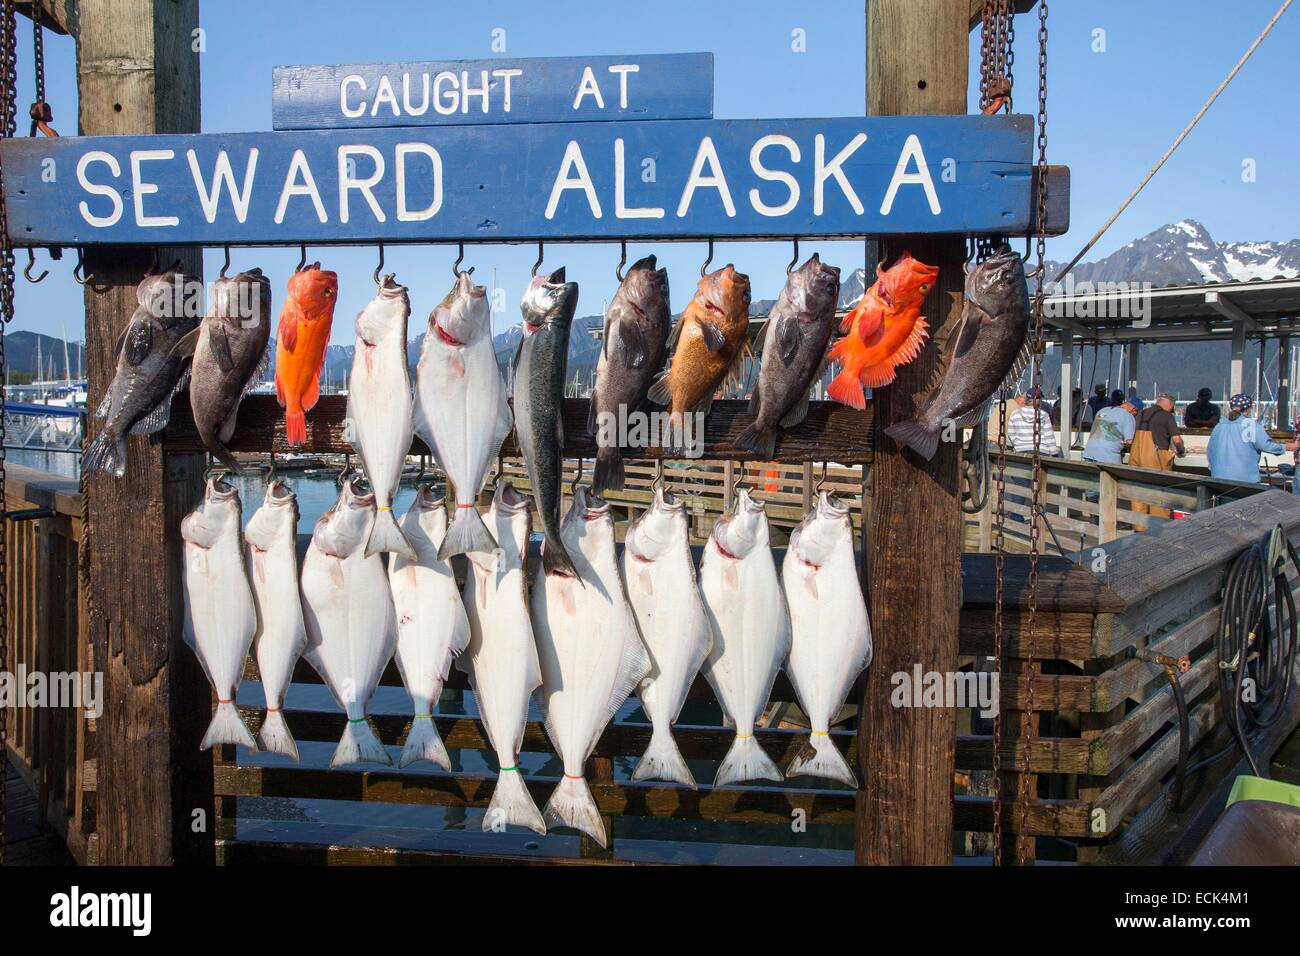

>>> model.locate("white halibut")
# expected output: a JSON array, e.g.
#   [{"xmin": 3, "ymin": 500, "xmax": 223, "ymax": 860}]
[
  {"xmin": 415, "ymin": 271, "xmax": 513, "ymax": 560},
  {"xmin": 782, "ymin": 491, "xmax": 872, "ymax": 786},
  {"xmin": 700, "ymin": 488, "xmax": 790, "ymax": 787},
  {"xmin": 534, "ymin": 487, "xmax": 649, "ymax": 847},
  {"xmin": 460, "ymin": 482, "xmax": 546, "ymax": 834},
  {"xmin": 388, "ymin": 485, "xmax": 470, "ymax": 769},
  {"xmin": 624, "ymin": 485, "xmax": 714, "ymax": 788},
  {"xmin": 301, "ymin": 477, "xmax": 397, "ymax": 767},
  {"xmin": 244, "ymin": 478, "xmax": 307, "ymax": 760},
  {"xmin": 181, "ymin": 475, "xmax": 258, "ymax": 752},
  {"xmin": 347, "ymin": 273, "xmax": 416, "ymax": 559}
]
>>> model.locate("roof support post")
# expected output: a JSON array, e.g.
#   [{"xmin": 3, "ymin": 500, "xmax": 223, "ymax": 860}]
[
  {"xmin": 1059, "ymin": 335, "xmax": 1075, "ymax": 451},
  {"xmin": 1230, "ymin": 320, "xmax": 1246, "ymax": 397}
]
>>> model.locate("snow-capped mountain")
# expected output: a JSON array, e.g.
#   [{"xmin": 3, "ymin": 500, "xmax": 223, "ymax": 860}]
[{"xmin": 1042, "ymin": 219, "xmax": 1300, "ymax": 288}]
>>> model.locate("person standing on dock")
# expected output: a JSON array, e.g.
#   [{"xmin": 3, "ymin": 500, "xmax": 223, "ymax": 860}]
[
  {"xmin": 1183, "ymin": 387, "xmax": 1221, "ymax": 430},
  {"xmin": 1207, "ymin": 393, "xmax": 1298, "ymax": 484},
  {"xmin": 1128, "ymin": 393, "xmax": 1186, "ymax": 531},
  {"xmin": 1082, "ymin": 399, "xmax": 1137, "ymax": 464},
  {"xmin": 1007, "ymin": 387, "xmax": 1060, "ymax": 457}
]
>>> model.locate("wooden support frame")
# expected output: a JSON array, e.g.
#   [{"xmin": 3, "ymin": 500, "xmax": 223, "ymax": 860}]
[{"xmin": 78, "ymin": 0, "xmax": 212, "ymax": 865}]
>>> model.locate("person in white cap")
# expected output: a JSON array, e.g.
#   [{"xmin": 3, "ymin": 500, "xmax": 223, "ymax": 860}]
[{"xmin": 1207, "ymin": 393, "xmax": 1298, "ymax": 483}]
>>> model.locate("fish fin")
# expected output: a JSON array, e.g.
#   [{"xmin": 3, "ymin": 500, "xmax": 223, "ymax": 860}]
[
  {"xmin": 94, "ymin": 389, "xmax": 113, "ymax": 420},
  {"xmin": 853, "ymin": 299, "xmax": 886, "ymax": 341},
  {"xmin": 664, "ymin": 316, "xmax": 684, "ymax": 353},
  {"xmin": 128, "ymin": 393, "xmax": 175, "ymax": 436},
  {"xmin": 331, "ymin": 717, "xmax": 392, "ymax": 768},
  {"xmin": 278, "ymin": 307, "xmax": 300, "ymax": 353},
  {"xmin": 690, "ymin": 392, "xmax": 715, "ymax": 417},
  {"xmin": 542, "ymin": 775, "xmax": 606, "ymax": 847},
  {"xmin": 776, "ymin": 316, "xmax": 802, "ymax": 367},
  {"xmin": 953, "ymin": 401, "xmax": 994, "ymax": 430},
  {"xmin": 631, "ymin": 726, "xmax": 697, "ymax": 789},
  {"xmin": 827, "ymin": 370, "xmax": 867, "ymax": 409},
  {"xmin": 200, "ymin": 701, "xmax": 258, "ymax": 752},
  {"xmin": 301, "ymin": 374, "xmax": 320, "ymax": 413},
  {"xmin": 600, "ymin": 314, "xmax": 611, "ymax": 362},
  {"xmin": 590, "ymin": 622, "xmax": 651, "ymax": 760},
  {"xmin": 779, "ymin": 392, "xmax": 811, "ymax": 429},
  {"xmin": 752, "ymin": 315, "xmax": 772, "ymax": 357},
  {"xmin": 747, "ymin": 386, "xmax": 761, "ymax": 417},
  {"xmin": 857, "ymin": 362, "xmax": 899, "ymax": 390},
  {"xmin": 491, "ymin": 388, "xmax": 514, "ymax": 450},
  {"xmin": 112, "ymin": 326, "xmax": 129, "ymax": 362},
  {"xmin": 787, "ymin": 733, "xmax": 857, "ymax": 787},
  {"xmin": 438, "ymin": 506, "xmax": 498, "ymax": 560},
  {"xmin": 714, "ymin": 734, "xmax": 782, "ymax": 788},
  {"xmin": 285, "ymin": 410, "xmax": 307, "ymax": 446},
  {"xmin": 541, "ymin": 540, "xmax": 581, "ymax": 580},
  {"xmin": 366, "ymin": 507, "xmax": 417, "ymax": 560},
  {"xmin": 891, "ymin": 314, "xmax": 930, "ymax": 367},
  {"xmin": 166, "ymin": 326, "xmax": 201, "ymax": 364},
  {"xmin": 995, "ymin": 335, "xmax": 1035, "ymax": 399},
  {"xmin": 83, "ymin": 431, "xmax": 127, "ymax": 477},
  {"xmin": 586, "ymin": 395, "xmax": 598, "ymax": 437},
  {"xmin": 647, "ymin": 368, "xmax": 672, "ymax": 406},
  {"xmin": 485, "ymin": 768, "xmax": 547, "ymax": 835},
  {"xmin": 699, "ymin": 320, "xmax": 726, "ymax": 352},
  {"xmin": 218, "ymin": 405, "xmax": 240, "ymax": 445},
  {"xmin": 617, "ymin": 320, "xmax": 648, "ymax": 369},
  {"xmin": 591, "ymin": 446, "xmax": 625, "ymax": 494},
  {"xmin": 124, "ymin": 321, "xmax": 153, "ymax": 367},
  {"xmin": 733, "ymin": 423, "xmax": 776, "ymax": 461},
  {"xmin": 258, "ymin": 709, "xmax": 300, "ymax": 761},
  {"xmin": 399, "ymin": 716, "xmax": 451, "ymax": 770},
  {"xmin": 209, "ymin": 325, "xmax": 235, "ymax": 373},
  {"xmin": 883, "ymin": 418, "xmax": 942, "ymax": 460},
  {"xmin": 206, "ymin": 441, "xmax": 243, "ymax": 476}
]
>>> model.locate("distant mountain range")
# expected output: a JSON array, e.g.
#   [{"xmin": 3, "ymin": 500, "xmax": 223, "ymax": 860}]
[{"xmin": 9, "ymin": 220, "xmax": 1297, "ymax": 402}]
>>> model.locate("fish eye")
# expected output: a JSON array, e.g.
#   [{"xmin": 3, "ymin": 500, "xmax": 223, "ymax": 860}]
[
  {"xmin": 919, "ymin": 283, "xmax": 929, "ymax": 292},
  {"xmin": 323, "ymin": 288, "xmax": 334, "ymax": 297}
]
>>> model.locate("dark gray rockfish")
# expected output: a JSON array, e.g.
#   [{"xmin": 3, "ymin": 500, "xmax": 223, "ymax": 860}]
[
  {"xmin": 173, "ymin": 268, "xmax": 273, "ymax": 474},
  {"xmin": 588, "ymin": 255, "xmax": 671, "ymax": 493},
  {"xmin": 884, "ymin": 247, "xmax": 1030, "ymax": 460},
  {"xmin": 513, "ymin": 267, "xmax": 581, "ymax": 579},
  {"xmin": 85, "ymin": 270, "xmax": 202, "ymax": 477},
  {"xmin": 735, "ymin": 254, "xmax": 841, "ymax": 460}
]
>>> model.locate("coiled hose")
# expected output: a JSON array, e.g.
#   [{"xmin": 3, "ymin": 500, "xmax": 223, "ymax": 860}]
[{"xmin": 1168, "ymin": 525, "xmax": 1300, "ymax": 802}]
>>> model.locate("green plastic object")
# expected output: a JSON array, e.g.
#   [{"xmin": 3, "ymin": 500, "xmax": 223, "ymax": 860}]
[{"xmin": 1225, "ymin": 774, "xmax": 1300, "ymax": 809}]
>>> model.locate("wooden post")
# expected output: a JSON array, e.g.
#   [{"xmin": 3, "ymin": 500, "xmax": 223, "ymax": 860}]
[
  {"xmin": 857, "ymin": 0, "xmax": 967, "ymax": 865},
  {"xmin": 1098, "ymin": 470, "xmax": 1119, "ymax": 542},
  {"xmin": 79, "ymin": 0, "xmax": 212, "ymax": 865}
]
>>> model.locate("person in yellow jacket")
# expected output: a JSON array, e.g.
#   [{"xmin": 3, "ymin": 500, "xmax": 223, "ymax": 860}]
[{"xmin": 1128, "ymin": 393, "xmax": 1186, "ymax": 531}]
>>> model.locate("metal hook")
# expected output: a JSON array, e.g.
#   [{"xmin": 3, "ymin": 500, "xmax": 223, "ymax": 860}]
[
  {"xmin": 963, "ymin": 237, "xmax": 977, "ymax": 276},
  {"xmin": 452, "ymin": 242, "xmax": 474, "ymax": 278},
  {"xmin": 72, "ymin": 249, "xmax": 93, "ymax": 286},
  {"xmin": 493, "ymin": 452, "xmax": 505, "ymax": 490},
  {"xmin": 814, "ymin": 461, "xmax": 829, "ymax": 494},
  {"xmin": 652, "ymin": 458, "xmax": 665, "ymax": 493},
  {"xmin": 700, "ymin": 239, "xmax": 714, "ymax": 278},
  {"xmin": 373, "ymin": 242, "xmax": 385, "ymax": 285},
  {"xmin": 266, "ymin": 449, "xmax": 277, "ymax": 486},
  {"xmin": 295, "ymin": 244, "xmax": 307, "ymax": 273},
  {"xmin": 786, "ymin": 238, "xmax": 799, "ymax": 275},
  {"xmin": 23, "ymin": 249, "xmax": 47, "ymax": 283},
  {"xmin": 145, "ymin": 247, "xmax": 163, "ymax": 277},
  {"xmin": 414, "ymin": 453, "xmax": 427, "ymax": 486},
  {"xmin": 615, "ymin": 239, "xmax": 627, "ymax": 282},
  {"xmin": 570, "ymin": 457, "xmax": 584, "ymax": 496},
  {"xmin": 220, "ymin": 245, "xmax": 231, "ymax": 279},
  {"xmin": 733, "ymin": 460, "xmax": 749, "ymax": 493},
  {"xmin": 336, "ymin": 453, "xmax": 354, "ymax": 488},
  {"xmin": 531, "ymin": 241, "xmax": 545, "ymax": 278}
]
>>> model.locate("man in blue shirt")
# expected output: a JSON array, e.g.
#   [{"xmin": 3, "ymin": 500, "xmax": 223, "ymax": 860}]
[
  {"xmin": 1207, "ymin": 393, "xmax": 1299, "ymax": 483},
  {"xmin": 1083, "ymin": 399, "xmax": 1137, "ymax": 464}
]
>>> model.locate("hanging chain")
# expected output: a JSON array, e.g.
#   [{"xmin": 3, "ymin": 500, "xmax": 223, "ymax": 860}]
[
  {"xmin": 0, "ymin": 0, "xmax": 18, "ymax": 866},
  {"xmin": 1017, "ymin": 0, "xmax": 1049, "ymax": 867},
  {"xmin": 26, "ymin": 1, "xmax": 51, "ymax": 137},
  {"xmin": 980, "ymin": 0, "xmax": 1016, "ymax": 866},
  {"xmin": 979, "ymin": 0, "xmax": 1013, "ymax": 114}
]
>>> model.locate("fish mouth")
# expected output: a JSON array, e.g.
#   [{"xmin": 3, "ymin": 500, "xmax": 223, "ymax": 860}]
[
  {"xmin": 575, "ymin": 486, "xmax": 610, "ymax": 520},
  {"xmin": 817, "ymin": 489, "xmax": 849, "ymax": 518},
  {"xmin": 655, "ymin": 486, "xmax": 683, "ymax": 512},
  {"xmin": 434, "ymin": 323, "xmax": 464, "ymax": 347},
  {"xmin": 343, "ymin": 476, "xmax": 376, "ymax": 507},
  {"xmin": 206, "ymin": 473, "xmax": 237, "ymax": 502},
  {"xmin": 457, "ymin": 271, "xmax": 487, "ymax": 298},
  {"xmin": 266, "ymin": 478, "xmax": 295, "ymax": 504},
  {"xmin": 417, "ymin": 483, "xmax": 446, "ymax": 509},
  {"xmin": 495, "ymin": 482, "xmax": 530, "ymax": 513},
  {"xmin": 377, "ymin": 274, "xmax": 408, "ymax": 299}
]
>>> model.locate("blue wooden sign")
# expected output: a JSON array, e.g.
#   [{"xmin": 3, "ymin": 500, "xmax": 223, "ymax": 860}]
[
  {"xmin": 272, "ymin": 54, "xmax": 714, "ymax": 129},
  {"xmin": 0, "ymin": 115, "xmax": 1035, "ymax": 246}
]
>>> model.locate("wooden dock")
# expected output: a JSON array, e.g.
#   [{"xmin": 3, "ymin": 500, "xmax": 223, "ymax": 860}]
[{"xmin": 3, "ymin": 757, "xmax": 74, "ymax": 866}]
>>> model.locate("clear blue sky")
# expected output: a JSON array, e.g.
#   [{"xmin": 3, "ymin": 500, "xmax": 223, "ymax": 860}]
[{"xmin": 10, "ymin": 0, "xmax": 1300, "ymax": 344}]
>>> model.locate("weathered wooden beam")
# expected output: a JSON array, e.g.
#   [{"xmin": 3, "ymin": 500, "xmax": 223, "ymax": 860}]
[
  {"xmin": 858, "ymin": 0, "xmax": 967, "ymax": 866},
  {"xmin": 79, "ymin": 0, "xmax": 212, "ymax": 865},
  {"xmin": 162, "ymin": 396, "xmax": 875, "ymax": 464},
  {"xmin": 15, "ymin": 0, "xmax": 72, "ymax": 35}
]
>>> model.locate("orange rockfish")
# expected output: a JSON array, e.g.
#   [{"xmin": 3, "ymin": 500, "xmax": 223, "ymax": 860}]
[
  {"xmin": 274, "ymin": 264, "xmax": 338, "ymax": 446},
  {"xmin": 826, "ymin": 252, "xmax": 939, "ymax": 409}
]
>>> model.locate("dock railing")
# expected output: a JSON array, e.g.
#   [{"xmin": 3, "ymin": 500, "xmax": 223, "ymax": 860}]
[{"xmin": 2, "ymin": 463, "xmax": 96, "ymax": 864}]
